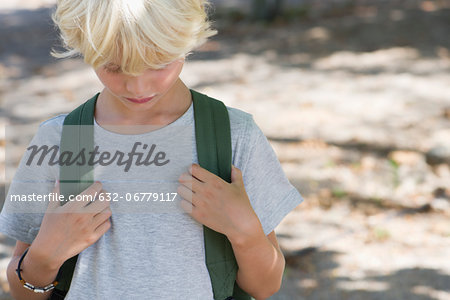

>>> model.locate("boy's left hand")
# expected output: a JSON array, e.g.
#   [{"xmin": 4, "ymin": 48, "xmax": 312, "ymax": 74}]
[{"xmin": 177, "ymin": 164, "xmax": 260, "ymax": 241}]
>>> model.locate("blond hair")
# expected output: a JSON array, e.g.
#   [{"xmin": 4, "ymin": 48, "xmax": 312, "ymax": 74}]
[{"xmin": 51, "ymin": 0, "xmax": 217, "ymax": 75}]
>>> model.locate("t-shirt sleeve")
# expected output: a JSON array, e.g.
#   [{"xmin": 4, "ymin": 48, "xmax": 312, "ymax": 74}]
[
  {"xmin": 240, "ymin": 117, "xmax": 303, "ymax": 235},
  {"xmin": 0, "ymin": 118, "xmax": 62, "ymax": 244}
]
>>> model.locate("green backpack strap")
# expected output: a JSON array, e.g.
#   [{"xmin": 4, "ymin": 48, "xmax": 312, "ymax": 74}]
[
  {"xmin": 191, "ymin": 90, "xmax": 252, "ymax": 300},
  {"xmin": 51, "ymin": 93, "xmax": 99, "ymax": 299},
  {"xmin": 52, "ymin": 90, "xmax": 253, "ymax": 300}
]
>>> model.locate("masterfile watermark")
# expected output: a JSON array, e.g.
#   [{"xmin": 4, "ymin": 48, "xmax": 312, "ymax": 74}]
[
  {"xmin": 26, "ymin": 142, "xmax": 170, "ymax": 172},
  {"xmin": 9, "ymin": 192, "xmax": 178, "ymax": 203},
  {"xmin": 4, "ymin": 124, "xmax": 194, "ymax": 214}
]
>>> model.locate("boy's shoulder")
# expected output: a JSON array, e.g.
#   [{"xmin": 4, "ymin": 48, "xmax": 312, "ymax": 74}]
[
  {"xmin": 226, "ymin": 105, "xmax": 253, "ymax": 126},
  {"xmin": 39, "ymin": 113, "xmax": 68, "ymax": 128},
  {"xmin": 31, "ymin": 114, "xmax": 68, "ymax": 145},
  {"xmin": 224, "ymin": 105, "xmax": 257, "ymax": 140}
]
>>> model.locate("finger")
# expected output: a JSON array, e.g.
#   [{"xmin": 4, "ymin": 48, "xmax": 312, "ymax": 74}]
[
  {"xmin": 92, "ymin": 206, "xmax": 112, "ymax": 228},
  {"xmin": 94, "ymin": 218, "xmax": 112, "ymax": 236},
  {"xmin": 82, "ymin": 191, "xmax": 111, "ymax": 214},
  {"xmin": 94, "ymin": 205, "xmax": 112, "ymax": 218},
  {"xmin": 189, "ymin": 164, "xmax": 219, "ymax": 183},
  {"xmin": 64, "ymin": 181, "xmax": 103, "ymax": 211},
  {"xmin": 78, "ymin": 182, "xmax": 103, "ymax": 207},
  {"xmin": 179, "ymin": 198, "xmax": 194, "ymax": 214},
  {"xmin": 178, "ymin": 173, "xmax": 202, "ymax": 193},
  {"xmin": 177, "ymin": 184, "xmax": 194, "ymax": 205}
]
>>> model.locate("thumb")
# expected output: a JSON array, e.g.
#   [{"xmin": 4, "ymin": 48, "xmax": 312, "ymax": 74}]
[{"xmin": 231, "ymin": 165, "xmax": 243, "ymax": 186}]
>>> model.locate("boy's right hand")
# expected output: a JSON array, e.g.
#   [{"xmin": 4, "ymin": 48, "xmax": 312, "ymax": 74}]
[{"xmin": 30, "ymin": 181, "xmax": 112, "ymax": 270}]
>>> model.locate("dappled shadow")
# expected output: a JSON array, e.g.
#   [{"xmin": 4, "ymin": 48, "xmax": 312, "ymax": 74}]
[
  {"xmin": 0, "ymin": 182, "xmax": 14, "ymax": 262},
  {"xmin": 1, "ymin": 3, "xmax": 449, "ymax": 80},
  {"xmin": 0, "ymin": 6, "xmax": 61, "ymax": 79},
  {"xmin": 1, "ymin": 4, "xmax": 449, "ymax": 299},
  {"xmin": 0, "ymin": 233, "xmax": 15, "ymax": 261},
  {"xmin": 193, "ymin": 4, "xmax": 450, "ymax": 64},
  {"xmin": 274, "ymin": 246, "xmax": 450, "ymax": 299},
  {"xmin": 0, "ymin": 183, "xmax": 4, "ymax": 212},
  {"xmin": 330, "ymin": 268, "xmax": 450, "ymax": 300}
]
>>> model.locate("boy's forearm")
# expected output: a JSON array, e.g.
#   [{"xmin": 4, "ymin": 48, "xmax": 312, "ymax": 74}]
[
  {"xmin": 7, "ymin": 247, "xmax": 61, "ymax": 300},
  {"xmin": 228, "ymin": 220, "xmax": 285, "ymax": 300}
]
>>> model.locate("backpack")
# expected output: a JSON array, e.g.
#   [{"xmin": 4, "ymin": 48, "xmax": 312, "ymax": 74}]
[{"xmin": 50, "ymin": 90, "xmax": 253, "ymax": 300}]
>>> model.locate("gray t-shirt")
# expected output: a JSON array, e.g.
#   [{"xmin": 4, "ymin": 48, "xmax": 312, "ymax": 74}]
[{"xmin": 0, "ymin": 98, "xmax": 303, "ymax": 299}]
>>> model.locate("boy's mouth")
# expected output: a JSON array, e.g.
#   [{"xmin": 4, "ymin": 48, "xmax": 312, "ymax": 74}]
[{"xmin": 125, "ymin": 95, "xmax": 156, "ymax": 104}]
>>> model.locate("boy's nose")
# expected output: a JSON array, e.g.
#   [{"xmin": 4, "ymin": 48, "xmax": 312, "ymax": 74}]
[{"xmin": 126, "ymin": 76, "xmax": 148, "ymax": 97}]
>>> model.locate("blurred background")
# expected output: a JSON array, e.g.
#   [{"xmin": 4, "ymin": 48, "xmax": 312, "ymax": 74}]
[{"xmin": 1, "ymin": 0, "xmax": 450, "ymax": 299}]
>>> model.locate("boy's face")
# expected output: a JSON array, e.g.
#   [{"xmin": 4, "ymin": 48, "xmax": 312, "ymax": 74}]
[{"xmin": 94, "ymin": 59, "xmax": 185, "ymax": 110}]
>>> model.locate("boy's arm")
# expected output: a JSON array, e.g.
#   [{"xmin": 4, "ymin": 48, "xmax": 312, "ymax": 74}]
[
  {"xmin": 5, "ymin": 182, "xmax": 112, "ymax": 300},
  {"xmin": 6, "ymin": 240, "xmax": 60, "ymax": 300},
  {"xmin": 228, "ymin": 226, "xmax": 286, "ymax": 299},
  {"xmin": 178, "ymin": 164, "xmax": 288, "ymax": 299}
]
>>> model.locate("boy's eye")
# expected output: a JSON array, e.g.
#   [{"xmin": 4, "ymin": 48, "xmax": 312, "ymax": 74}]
[
  {"xmin": 104, "ymin": 64, "xmax": 122, "ymax": 73},
  {"xmin": 105, "ymin": 67, "xmax": 121, "ymax": 73}
]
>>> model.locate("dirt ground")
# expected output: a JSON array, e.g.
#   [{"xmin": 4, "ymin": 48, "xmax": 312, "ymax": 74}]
[{"xmin": 1, "ymin": 1, "xmax": 450, "ymax": 299}]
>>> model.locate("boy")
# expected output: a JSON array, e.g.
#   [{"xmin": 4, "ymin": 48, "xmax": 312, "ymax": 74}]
[{"xmin": 0, "ymin": 0, "xmax": 303, "ymax": 299}]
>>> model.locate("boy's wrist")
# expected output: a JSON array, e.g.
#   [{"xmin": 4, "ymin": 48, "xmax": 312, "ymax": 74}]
[
  {"xmin": 12, "ymin": 246, "xmax": 62, "ymax": 294},
  {"xmin": 27, "ymin": 244, "xmax": 63, "ymax": 272}
]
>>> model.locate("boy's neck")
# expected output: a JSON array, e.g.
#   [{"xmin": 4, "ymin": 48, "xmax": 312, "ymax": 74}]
[{"xmin": 95, "ymin": 79, "xmax": 192, "ymax": 127}]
